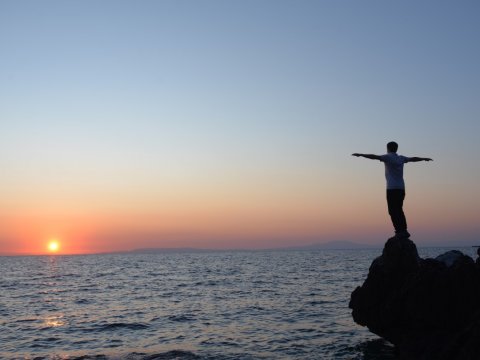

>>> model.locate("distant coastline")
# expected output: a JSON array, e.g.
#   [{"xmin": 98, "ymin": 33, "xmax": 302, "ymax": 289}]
[
  {"xmin": 3, "ymin": 240, "xmax": 480, "ymax": 257},
  {"xmin": 123, "ymin": 240, "xmax": 380, "ymax": 254},
  {"xmin": 0, "ymin": 240, "xmax": 376, "ymax": 256}
]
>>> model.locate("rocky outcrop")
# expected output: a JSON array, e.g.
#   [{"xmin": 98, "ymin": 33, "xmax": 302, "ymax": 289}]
[{"xmin": 349, "ymin": 237, "xmax": 480, "ymax": 360}]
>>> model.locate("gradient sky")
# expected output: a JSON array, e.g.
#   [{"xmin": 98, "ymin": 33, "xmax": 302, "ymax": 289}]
[{"xmin": 1, "ymin": 0, "xmax": 479, "ymax": 254}]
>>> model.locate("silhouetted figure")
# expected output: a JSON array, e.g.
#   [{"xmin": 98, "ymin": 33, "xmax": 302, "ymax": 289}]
[{"xmin": 352, "ymin": 141, "xmax": 432, "ymax": 239}]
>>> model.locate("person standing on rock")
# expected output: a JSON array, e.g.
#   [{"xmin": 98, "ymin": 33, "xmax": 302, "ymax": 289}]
[{"xmin": 352, "ymin": 141, "xmax": 432, "ymax": 239}]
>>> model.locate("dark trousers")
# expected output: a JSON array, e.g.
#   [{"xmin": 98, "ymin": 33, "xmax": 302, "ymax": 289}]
[{"xmin": 386, "ymin": 189, "xmax": 407, "ymax": 233}]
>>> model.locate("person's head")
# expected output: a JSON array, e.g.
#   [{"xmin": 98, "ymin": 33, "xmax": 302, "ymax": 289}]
[{"xmin": 387, "ymin": 141, "xmax": 398, "ymax": 153}]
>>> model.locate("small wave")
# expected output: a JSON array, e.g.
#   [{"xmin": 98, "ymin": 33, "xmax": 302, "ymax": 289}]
[
  {"xmin": 92, "ymin": 350, "xmax": 201, "ymax": 360},
  {"xmin": 168, "ymin": 314, "xmax": 195, "ymax": 322},
  {"xmin": 296, "ymin": 328, "xmax": 317, "ymax": 333},
  {"xmin": 75, "ymin": 298, "xmax": 93, "ymax": 304},
  {"xmin": 200, "ymin": 338, "xmax": 240, "ymax": 348},
  {"xmin": 137, "ymin": 350, "xmax": 201, "ymax": 360},
  {"xmin": 95, "ymin": 322, "xmax": 150, "ymax": 331},
  {"xmin": 15, "ymin": 317, "xmax": 38, "ymax": 323},
  {"xmin": 307, "ymin": 300, "xmax": 330, "ymax": 306}
]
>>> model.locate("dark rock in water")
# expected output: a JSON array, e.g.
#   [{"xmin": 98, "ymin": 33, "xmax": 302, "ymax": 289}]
[{"xmin": 349, "ymin": 237, "xmax": 480, "ymax": 360}]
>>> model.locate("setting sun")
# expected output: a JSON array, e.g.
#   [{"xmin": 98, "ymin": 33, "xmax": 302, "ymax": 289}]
[{"xmin": 47, "ymin": 239, "xmax": 60, "ymax": 253}]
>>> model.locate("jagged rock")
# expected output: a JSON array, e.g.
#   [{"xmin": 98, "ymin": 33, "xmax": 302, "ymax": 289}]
[
  {"xmin": 349, "ymin": 238, "xmax": 480, "ymax": 360},
  {"xmin": 436, "ymin": 250, "xmax": 471, "ymax": 267}
]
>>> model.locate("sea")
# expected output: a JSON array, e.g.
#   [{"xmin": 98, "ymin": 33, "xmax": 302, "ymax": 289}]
[{"xmin": 1, "ymin": 246, "xmax": 477, "ymax": 360}]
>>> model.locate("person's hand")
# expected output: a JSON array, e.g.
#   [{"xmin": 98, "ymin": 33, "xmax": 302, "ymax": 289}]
[
  {"xmin": 352, "ymin": 153, "xmax": 361, "ymax": 157},
  {"xmin": 425, "ymin": 158, "xmax": 433, "ymax": 161}
]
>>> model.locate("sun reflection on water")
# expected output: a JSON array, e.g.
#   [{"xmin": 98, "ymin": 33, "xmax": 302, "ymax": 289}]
[{"xmin": 44, "ymin": 315, "xmax": 65, "ymax": 328}]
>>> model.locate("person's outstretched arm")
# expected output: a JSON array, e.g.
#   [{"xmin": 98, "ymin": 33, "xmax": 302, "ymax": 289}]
[
  {"xmin": 407, "ymin": 157, "xmax": 433, "ymax": 162},
  {"xmin": 352, "ymin": 153, "xmax": 382, "ymax": 160}
]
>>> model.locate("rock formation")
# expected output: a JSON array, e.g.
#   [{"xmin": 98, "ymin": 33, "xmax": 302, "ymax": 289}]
[{"xmin": 349, "ymin": 237, "xmax": 480, "ymax": 360}]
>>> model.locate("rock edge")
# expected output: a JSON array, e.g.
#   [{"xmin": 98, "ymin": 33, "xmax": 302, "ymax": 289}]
[{"xmin": 349, "ymin": 238, "xmax": 480, "ymax": 360}]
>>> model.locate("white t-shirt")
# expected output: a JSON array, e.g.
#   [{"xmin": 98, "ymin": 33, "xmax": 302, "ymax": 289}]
[{"xmin": 380, "ymin": 152, "xmax": 409, "ymax": 190}]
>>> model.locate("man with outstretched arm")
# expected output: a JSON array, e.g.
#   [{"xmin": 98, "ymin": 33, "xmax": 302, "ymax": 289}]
[{"xmin": 352, "ymin": 141, "xmax": 432, "ymax": 239}]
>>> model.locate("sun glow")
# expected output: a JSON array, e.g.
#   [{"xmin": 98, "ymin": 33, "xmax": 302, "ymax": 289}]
[{"xmin": 47, "ymin": 239, "xmax": 60, "ymax": 253}]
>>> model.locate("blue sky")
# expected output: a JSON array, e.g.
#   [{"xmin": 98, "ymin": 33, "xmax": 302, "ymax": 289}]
[{"xmin": 1, "ymin": 1, "xmax": 480, "ymax": 253}]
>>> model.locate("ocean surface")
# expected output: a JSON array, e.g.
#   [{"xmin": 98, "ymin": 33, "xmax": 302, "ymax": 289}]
[{"xmin": 1, "ymin": 246, "xmax": 477, "ymax": 360}]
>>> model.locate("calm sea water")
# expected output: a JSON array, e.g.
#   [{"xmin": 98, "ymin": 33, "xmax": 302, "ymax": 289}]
[{"xmin": 1, "ymin": 247, "xmax": 476, "ymax": 360}]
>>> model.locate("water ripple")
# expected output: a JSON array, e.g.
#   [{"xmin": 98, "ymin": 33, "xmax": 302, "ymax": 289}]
[
  {"xmin": 95, "ymin": 323, "xmax": 150, "ymax": 332},
  {"xmin": 5, "ymin": 249, "xmax": 468, "ymax": 359}
]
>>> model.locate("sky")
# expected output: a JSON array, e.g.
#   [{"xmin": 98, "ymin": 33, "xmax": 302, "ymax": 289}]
[{"xmin": 1, "ymin": 0, "xmax": 480, "ymax": 254}]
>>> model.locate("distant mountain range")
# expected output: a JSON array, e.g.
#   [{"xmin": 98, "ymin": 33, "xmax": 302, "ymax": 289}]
[
  {"xmin": 126, "ymin": 240, "xmax": 480, "ymax": 254},
  {"xmin": 125, "ymin": 240, "xmax": 379, "ymax": 254},
  {"xmin": 127, "ymin": 247, "xmax": 213, "ymax": 254},
  {"xmin": 2, "ymin": 240, "xmax": 476, "ymax": 256},
  {"xmin": 287, "ymin": 240, "xmax": 380, "ymax": 250}
]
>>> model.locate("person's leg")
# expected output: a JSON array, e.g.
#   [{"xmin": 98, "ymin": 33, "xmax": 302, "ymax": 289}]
[
  {"xmin": 396, "ymin": 190, "xmax": 407, "ymax": 233},
  {"xmin": 387, "ymin": 189, "xmax": 408, "ymax": 235},
  {"xmin": 386, "ymin": 190, "xmax": 399, "ymax": 232}
]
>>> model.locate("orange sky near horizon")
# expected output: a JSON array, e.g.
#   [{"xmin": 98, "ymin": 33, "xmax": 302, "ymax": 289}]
[
  {"xmin": 2, "ymin": 170, "xmax": 479, "ymax": 255},
  {"xmin": 0, "ymin": 169, "xmax": 386, "ymax": 255}
]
